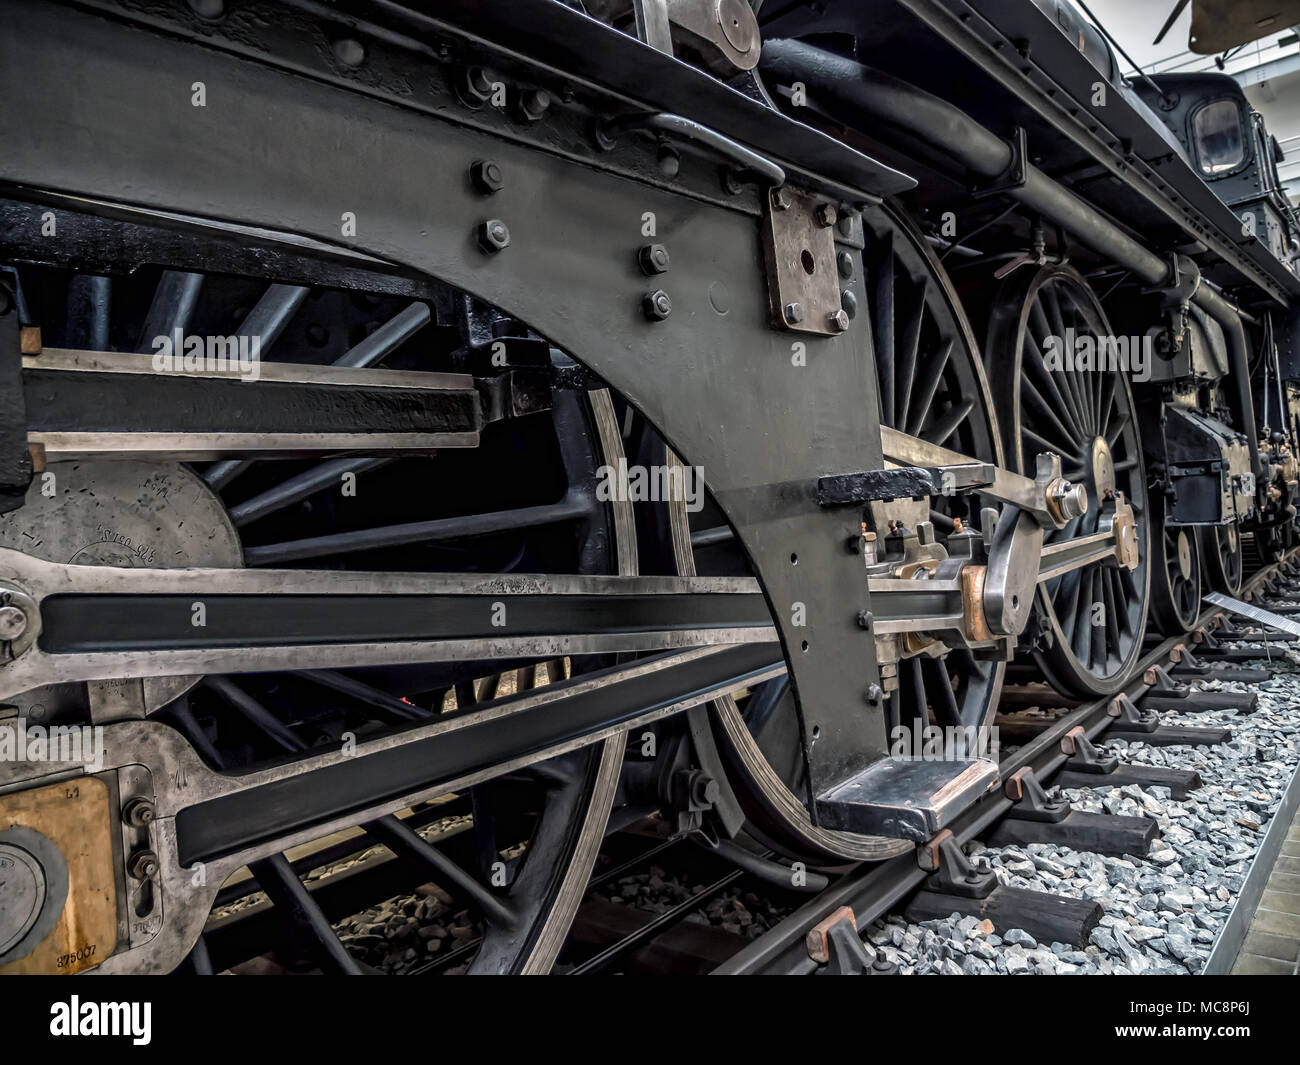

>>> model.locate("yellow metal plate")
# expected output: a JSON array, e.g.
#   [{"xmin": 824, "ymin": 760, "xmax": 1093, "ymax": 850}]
[{"xmin": 0, "ymin": 775, "xmax": 118, "ymax": 974}]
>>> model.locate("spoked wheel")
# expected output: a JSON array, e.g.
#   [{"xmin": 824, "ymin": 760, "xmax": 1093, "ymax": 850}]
[
  {"xmin": 1204, "ymin": 522, "xmax": 1244, "ymax": 595},
  {"xmin": 1, "ymin": 259, "xmax": 636, "ymax": 975},
  {"xmin": 985, "ymin": 264, "xmax": 1150, "ymax": 697},
  {"xmin": 1149, "ymin": 492, "xmax": 1203, "ymax": 635},
  {"xmin": 1243, "ymin": 524, "xmax": 1287, "ymax": 568},
  {"xmin": 676, "ymin": 204, "xmax": 1004, "ymax": 863}
]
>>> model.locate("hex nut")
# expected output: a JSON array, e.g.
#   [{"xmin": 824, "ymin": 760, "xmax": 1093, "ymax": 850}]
[
  {"xmin": 638, "ymin": 243, "xmax": 670, "ymax": 275},
  {"xmin": 477, "ymin": 219, "xmax": 510, "ymax": 254},
  {"xmin": 470, "ymin": 160, "xmax": 505, "ymax": 194},
  {"xmin": 643, "ymin": 289, "xmax": 672, "ymax": 321}
]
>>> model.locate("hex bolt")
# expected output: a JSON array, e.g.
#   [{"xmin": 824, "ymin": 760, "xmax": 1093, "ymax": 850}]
[
  {"xmin": 856, "ymin": 610, "xmax": 873, "ymax": 630},
  {"xmin": 864, "ymin": 683, "xmax": 884, "ymax": 704},
  {"xmin": 477, "ymin": 219, "xmax": 511, "ymax": 254},
  {"xmin": 122, "ymin": 798, "xmax": 156, "ymax": 829},
  {"xmin": 771, "ymin": 187, "xmax": 792, "ymax": 211},
  {"xmin": 638, "ymin": 243, "xmax": 670, "ymax": 275},
  {"xmin": 461, "ymin": 66, "xmax": 494, "ymax": 105},
  {"xmin": 128, "ymin": 849, "xmax": 159, "ymax": 881},
  {"xmin": 470, "ymin": 160, "xmax": 505, "ymax": 195},
  {"xmin": 836, "ymin": 250, "xmax": 856, "ymax": 279},
  {"xmin": 518, "ymin": 87, "xmax": 551, "ymax": 121},
  {"xmin": 827, "ymin": 309, "xmax": 850, "ymax": 332},
  {"xmin": 815, "ymin": 203, "xmax": 838, "ymax": 228},
  {"xmin": 643, "ymin": 289, "xmax": 672, "ymax": 321},
  {"xmin": 0, "ymin": 604, "xmax": 26, "ymax": 641},
  {"xmin": 684, "ymin": 771, "xmax": 720, "ymax": 807},
  {"xmin": 783, "ymin": 302, "xmax": 804, "ymax": 325}
]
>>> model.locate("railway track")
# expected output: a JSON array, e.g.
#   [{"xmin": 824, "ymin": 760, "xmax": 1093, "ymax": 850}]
[
  {"xmin": 185, "ymin": 549, "xmax": 1300, "ymax": 976},
  {"xmin": 711, "ymin": 550, "xmax": 1300, "ymax": 975}
]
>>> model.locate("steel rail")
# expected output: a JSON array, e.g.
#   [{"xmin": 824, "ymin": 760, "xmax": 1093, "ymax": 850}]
[{"xmin": 715, "ymin": 548, "xmax": 1299, "ymax": 974}]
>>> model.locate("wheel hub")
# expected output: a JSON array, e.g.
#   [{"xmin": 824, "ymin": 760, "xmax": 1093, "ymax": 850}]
[
  {"xmin": 1176, "ymin": 529, "xmax": 1193, "ymax": 580},
  {"xmin": 0, "ymin": 461, "xmax": 241, "ymax": 718}
]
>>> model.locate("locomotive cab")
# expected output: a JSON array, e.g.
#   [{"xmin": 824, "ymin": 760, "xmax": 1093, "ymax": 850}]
[{"xmin": 1136, "ymin": 73, "xmax": 1300, "ymax": 270}]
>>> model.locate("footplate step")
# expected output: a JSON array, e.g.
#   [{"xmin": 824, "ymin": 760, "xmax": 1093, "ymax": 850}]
[{"xmin": 815, "ymin": 757, "xmax": 999, "ymax": 841}]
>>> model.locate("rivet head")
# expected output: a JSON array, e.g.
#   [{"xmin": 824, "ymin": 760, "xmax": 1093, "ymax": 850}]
[
  {"xmin": 477, "ymin": 219, "xmax": 510, "ymax": 253},
  {"xmin": 333, "ymin": 38, "xmax": 366, "ymax": 68},
  {"xmin": 643, "ymin": 289, "xmax": 672, "ymax": 321},
  {"xmin": 638, "ymin": 243, "xmax": 670, "ymax": 275},
  {"xmin": 837, "ymin": 250, "xmax": 855, "ymax": 279},
  {"xmin": 783, "ymin": 302, "xmax": 804, "ymax": 325}
]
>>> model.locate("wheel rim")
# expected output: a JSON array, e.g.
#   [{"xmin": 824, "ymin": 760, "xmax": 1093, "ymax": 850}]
[
  {"xmin": 687, "ymin": 204, "xmax": 1004, "ymax": 863},
  {"xmin": 1205, "ymin": 522, "xmax": 1244, "ymax": 595},
  {"xmin": 1149, "ymin": 492, "xmax": 1203, "ymax": 634},
  {"xmin": 987, "ymin": 264, "xmax": 1150, "ymax": 697},
  {"xmin": 1, "ymin": 257, "xmax": 633, "ymax": 974}
]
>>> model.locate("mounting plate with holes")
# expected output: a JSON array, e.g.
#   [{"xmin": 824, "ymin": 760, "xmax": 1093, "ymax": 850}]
[{"xmin": 761, "ymin": 186, "xmax": 845, "ymax": 336}]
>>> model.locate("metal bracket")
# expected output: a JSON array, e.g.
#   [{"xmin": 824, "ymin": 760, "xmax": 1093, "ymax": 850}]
[
  {"xmin": 917, "ymin": 829, "xmax": 997, "ymax": 897},
  {"xmin": 762, "ymin": 186, "xmax": 847, "ymax": 336},
  {"xmin": 807, "ymin": 906, "xmax": 896, "ymax": 975},
  {"xmin": 972, "ymin": 126, "xmax": 1028, "ymax": 199},
  {"xmin": 1061, "ymin": 726, "xmax": 1120, "ymax": 775},
  {"xmin": 1107, "ymin": 692, "xmax": 1159, "ymax": 733},
  {"xmin": 817, "ymin": 462, "xmax": 995, "ymax": 507},
  {"xmin": 1003, "ymin": 767, "xmax": 1070, "ymax": 823}
]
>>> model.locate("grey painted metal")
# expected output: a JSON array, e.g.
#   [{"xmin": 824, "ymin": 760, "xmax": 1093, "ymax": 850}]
[
  {"xmin": 762, "ymin": 39, "xmax": 1262, "ymax": 477},
  {"xmin": 0, "ymin": 0, "xmax": 889, "ymax": 800},
  {"xmin": 0, "ymin": 643, "xmax": 783, "ymax": 973}
]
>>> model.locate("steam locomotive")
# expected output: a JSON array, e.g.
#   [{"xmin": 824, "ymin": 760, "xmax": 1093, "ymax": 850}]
[{"xmin": 0, "ymin": 0, "xmax": 1297, "ymax": 974}]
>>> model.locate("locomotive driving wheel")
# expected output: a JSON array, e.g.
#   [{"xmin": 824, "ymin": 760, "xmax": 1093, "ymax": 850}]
[
  {"xmin": 1204, "ymin": 522, "xmax": 1244, "ymax": 595},
  {"xmin": 0, "ymin": 255, "xmax": 641, "ymax": 975},
  {"xmin": 985, "ymin": 264, "xmax": 1150, "ymax": 698},
  {"xmin": 675, "ymin": 204, "xmax": 1004, "ymax": 863},
  {"xmin": 1148, "ymin": 491, "xmax": 1203, "ymax": 635}
]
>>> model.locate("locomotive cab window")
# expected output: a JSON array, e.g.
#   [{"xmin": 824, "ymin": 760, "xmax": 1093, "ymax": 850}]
[{"xmin": 1193, "ymin": 99, "xmax": 1245, "ymax": 174}]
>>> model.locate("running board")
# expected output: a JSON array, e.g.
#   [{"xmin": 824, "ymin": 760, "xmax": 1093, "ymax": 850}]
[
  {"xmin": 1203, "ymin": 592, "xmax": 1300, "ymax": 638},
  {"xmin": 814, "ymin": 757, "xmax": 999, "ymax": 841}
]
